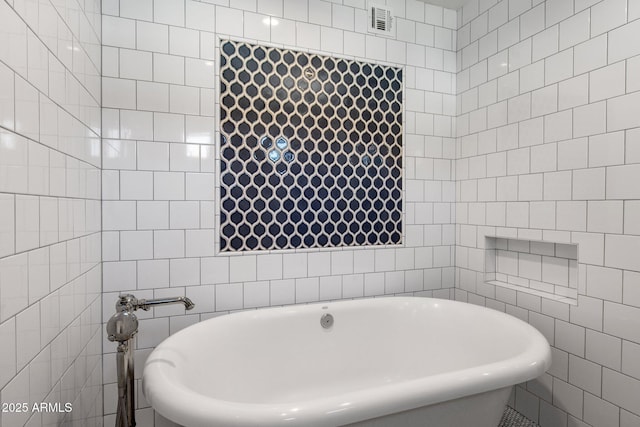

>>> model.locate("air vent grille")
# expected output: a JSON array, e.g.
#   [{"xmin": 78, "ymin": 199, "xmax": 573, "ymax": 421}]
[{"xmin": 368, "ymin": 4, "xmax": 393, "ymax": 35}]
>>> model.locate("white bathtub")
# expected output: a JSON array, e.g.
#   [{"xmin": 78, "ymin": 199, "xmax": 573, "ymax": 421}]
[{"xmin": 142, "ymin": 297, "xmax": 551, "ymax": 427}]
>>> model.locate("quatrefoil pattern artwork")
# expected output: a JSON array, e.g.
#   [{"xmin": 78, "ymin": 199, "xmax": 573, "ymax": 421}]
[{"xmin": 219, "ymin": 40, "xmax": 403, "ymax": 252}]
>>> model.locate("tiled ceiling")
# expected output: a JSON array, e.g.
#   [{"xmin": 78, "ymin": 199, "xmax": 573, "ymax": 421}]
[{"xmin": 417, "ymin": 0, "xmax": 468, "ymax": 10}]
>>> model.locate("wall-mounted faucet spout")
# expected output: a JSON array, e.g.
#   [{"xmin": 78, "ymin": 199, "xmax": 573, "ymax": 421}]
[{"xmin": 137, "ymin": 296, "xmax": 195, "ymax": 311}]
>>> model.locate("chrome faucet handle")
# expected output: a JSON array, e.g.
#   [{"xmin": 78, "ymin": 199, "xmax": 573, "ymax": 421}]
[{"xmin": 115, "ymin": 294, "xmax": 139, "ymax": 312}]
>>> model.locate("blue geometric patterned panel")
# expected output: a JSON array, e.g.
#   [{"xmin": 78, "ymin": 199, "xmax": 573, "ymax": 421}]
[{"xmin": 219, "ymin": 40, "xmax": 403, "ymax": 252}]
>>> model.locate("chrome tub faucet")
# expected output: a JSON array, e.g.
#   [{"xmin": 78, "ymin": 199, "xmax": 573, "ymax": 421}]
[{"xmin": 107, "ymin": 294, "xmax": 195, "ymax": 427}]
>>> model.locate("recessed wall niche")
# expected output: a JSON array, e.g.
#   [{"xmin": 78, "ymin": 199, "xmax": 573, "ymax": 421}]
[
  {"xmin": 484, "ymin": 236, "xmax": 578, "ymax": 305},
  {"xmin": 219, "ymin": 40, "xmax": 403, "ymax": 252}
]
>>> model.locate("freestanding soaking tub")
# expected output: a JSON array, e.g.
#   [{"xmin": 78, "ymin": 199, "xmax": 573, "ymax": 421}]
[{"xmin": 143, "ymin": 297, "xmax": 551, "ymax": 427}]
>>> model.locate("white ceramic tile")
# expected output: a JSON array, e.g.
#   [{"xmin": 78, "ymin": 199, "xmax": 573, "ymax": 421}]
[
  {"xmin": 185, "ymin": 58, "xmax": 215, "ymax": 88},
  {"xmin": 557, "ymin": 201, "xmax": 586, "ymax": 231},
  {"xmin": 622, "ymin": 340, "xmax": 640, "ymax": 380},
  {"xmin": 14, "ymin": 77, "xmax": 39, "ymax": 141},
  {"xmin": 622, "ymin": 410, "xmax": 640, "ymax": 427},
  {"xmin": 137, "ymin": 141, "xmax": 169, "ymax": 171},
  {"xmin": 572, "ymin": 34, "xmax": 606, "ymax": 76},
  {"xmin": 607, "ymin": 164, "xmax": 640, "ymax": 199},
  {"xmin": 572, "ymin": 167, "xmax": 605, "ymax": 200},
  {"xmin": 507, "ymin": 93, "xmax": 531, "ymax": 123},
  {"xmin": 587, "ymin": 200, "xmax": 623, "ymax": 234},
  {"xmin": 135, "ymin": 201, "xmax": 168, "ymax": 231},
  {"xmin": 0, "ymin": 316, "xmax": 16, "ymax": 389},
  {"xmin": 153, "ymin": 112, "xmax": 185, "ymax": 142},
  {"xmin": 0, "ymin": 63, "xmax": 15, "ymax": 131},
  {"xmin": 152, "ymin": 172, "xmax": 184, "ymax": 200},
  {"xmin": 229, "ymin": 255, "xmax": 257, "ymax": 283},
  {"xmin": 558, "ymin": 74, "xmax": 588, "ymax": 110},
  {"xmin": 545, "ymin": 49, "xmax": 574, "ymax": 85},
  {"xmin": 137, "ymin": 81, "xmax": 169, "ymax": 113},
  {"xmin": 624, "ymin": 201, "xmax": 640, "ymax": 235},
  {"xmin": 186, "ymin": 116, "xmax": 214, "ymax": 144},
  {"xmin": 331, "ymin": 251, "xmax": 354, "ymax": 275},
  {"xmin": 609, "ymin": 19, "xmax": 640, "ymax": 63},
  {"xmin": 518, "ymin": 253, "xmax": 542, "ymax": 280},
  {"xmin": 319, "ymin": 275, "xmax": 342, "ymax": 300},
  {"xmin": 120, "ymin": 231, "xmax": 154, "ymax": 260},
  {"xmin": 0, "ymin": 194, "xmax": 15, "ymax": 258},
  {"xmin": 530, "ymin": 84, "xmax": 557, "ymax": 118},
  {"xmin": 120, "ymin": 49, "xmax": 152, "ymax": 81},
  {"xmin": 607, "ymin": 91, "xmax": 640, "ymax": 132},
  {"xmin": 568, "ymin": 355, "xmax": 602, "ymax": 397},
  {"xmin": 304, "ymin": 252, "xmax": 328, "ymax": 277},
  {"xmin": 0, "ymin": 253, "xmax": 28, "ymax": 324},
  {"xmin": 586, "ymin": 329, "xmax": 621, "ymax": 370},
  {"xmin": 27, "ymin": 247, "xmax": 49, "ymax": 305},
  {"xmin": 518, "ymin": 173, "xmax": 542, "ymax": 200},
  {"xmin": 283, "ymin": 0, "xmax": 307, "ymax": 21},
  {"xmin": 26, "ymin": 141, "xmax": 48, "ymax": 196},
  {"xmin": 153, "ymin": 230, "xmax": 184, "ymax": 259},
  {"xmin": 271, "ymin": 16, "xmax": 296, "ymax": 45},
  {"xmin": 185, "ymin": 0, "xmax": 215, "ymax": 31},
  {"xmin": 282, "ymin": 253, "xmax": 307, "ymax": 279},
  {"xmin": 605, "ymin": 234, "xmax": 640, "ymax": 271},
  {"xmin": 555, "ymin": 320, "xmax": 585, "ymax": 358},
  {"xmin": 121, "ymin": 0, "xmax": 152, "ymax": 20},
  {"xmin": 170, "ymin": 144, "xmax": 200, "ymax": 172},
  {"xmin": 153, "ymin": 54, "xmax": 184, "ymax": 84},
  {"xmin": 16, "ymin": 302, "xmax": 40, "ymax": 369},
  {"xmin": 530, "ymin": 142, "xmax": 555, "ymax": 172},
  {"xmin": 295, "ymin": 277, "xmax": 319, "ymax": 303},
  {"xmin": 103, "ymin": 261, "xmax": 137, "ymax": 292},
  {"xmin": 26, "ymin": 31, "xmax": 48, "ymax": 94},
  {"xmin": 558, "ymin": 9, "xmax": 588, "ymax": 50},
  {"xmin": 137, "ymin": 21, "xmax": 169, "ymax": 53},
  {"xmin": 185, "ymin": 230, "xmax": 214, "ymax": 257},
  {"xmin": 270, "ymin": 279, "xmax": 294, "ymax": 305},
  {"xmin": 586, "ymin": 264, "xmax": 623, "ymax": 303},
  {"xmin": 529, "ymin": 202, "xmax": 556, "ymax": 229},
  {"xmin": 573, "ymin": 101, "xmax": 606, "ymax": 138},
  {"xmin": 15, "ymin": 195, "xmax": 39, "ymax": 252},
  {"xmin": 154, "ymin": 0, "xmax": 185, "ymax": 26},
  {"xmin": 256, "ymin": 253, "xmax": 283, "ymax": 280},
  {"xmin": 589, "ymin": 131, "xmax": 624, "ymax": 168},
  {"xmin": 102, "ymin": 77, "xmax": 136, "ymax": 109},
  {"xmin": 532, "ymin": 26, "xmax": 558, "ymax": 62},
  {"xmin": 169, "ymin": 85, "xmax": 200, "ymax": 115},
  {"xmin": 590, "ymin": 61, "xmax": 626, "ymax": 103},
  {"xmin": 243, "ymin": 281, "xmax": 270, "ymax": 308},
  {"xmin": 603, "ymin": 368, "xmax": 640, "ymax": 416},
  {"xmin": 168, "ymin": 258, "xmax": 200, "ymax": 288},
  {"xmin": 102, "ymin": 15, "xmax": 136, "ymax": 49},
  {"xmin": 591, "ymin": 0, "xmax": 627, "ymax": 37},
  {"xmin": 169, "ymin": 26, "xmax": 200, "ymax": 58},
  {"xmin": 185, "ymin": 173, "xmax": 214, "ymax": 200},
  {"xmin": 216, "ymin": 6, "xmax": 244, "ymax": 36}
]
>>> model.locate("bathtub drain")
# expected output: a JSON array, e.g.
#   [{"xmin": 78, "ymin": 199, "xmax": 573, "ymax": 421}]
[{"xmin": 320, "ymin": 313, "xmax": 334, "ymax": 329}]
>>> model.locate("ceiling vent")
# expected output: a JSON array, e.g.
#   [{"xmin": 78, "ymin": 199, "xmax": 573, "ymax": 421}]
[{"xmin": 368, "ymin": 3, "xmax": 393, "ymax": 36}]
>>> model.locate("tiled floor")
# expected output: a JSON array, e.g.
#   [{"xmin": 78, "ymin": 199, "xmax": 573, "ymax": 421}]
[{"xmin": 498, "ymin": 407, "xmax": 539, "ymax": 427}]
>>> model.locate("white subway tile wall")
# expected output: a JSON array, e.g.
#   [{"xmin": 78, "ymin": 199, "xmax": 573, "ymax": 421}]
[
  {"xmin": 456, "ymin": 0, "xmax": 640, "ymax": 426},
  {"xmin": 101, "ymin": 0, "xmax": 457, "ymax": 424},
  {"xmin": 4, "ymin": 0, "xmax": 640, "ymax": 425},
  {"xmin": 0, "ymin": 0, "xmax": 103, "ymax": 425}
]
